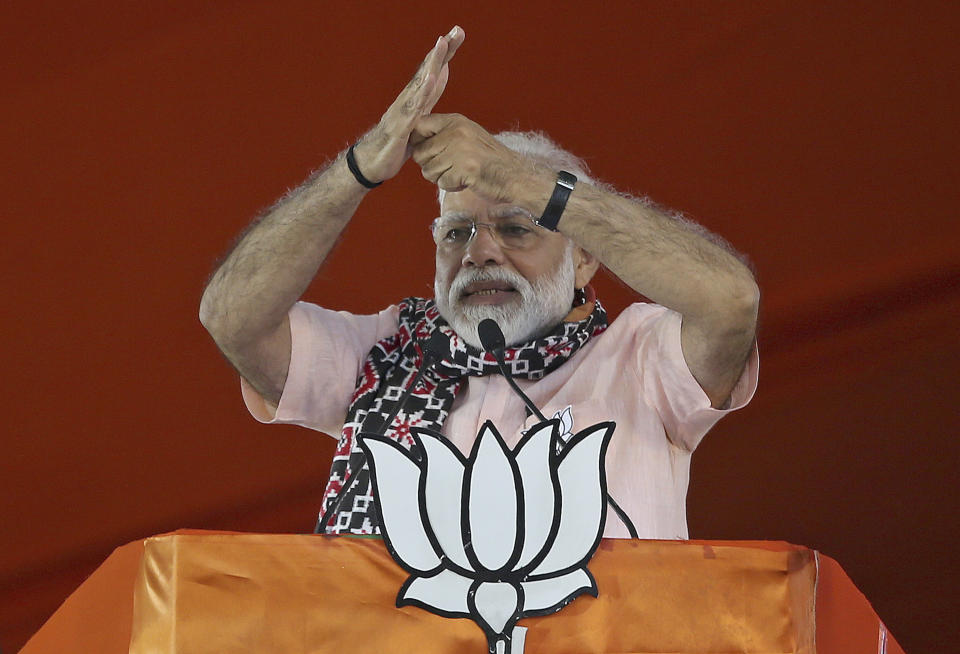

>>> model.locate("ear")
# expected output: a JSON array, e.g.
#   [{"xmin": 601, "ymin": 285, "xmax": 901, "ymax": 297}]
[{"xmin": 573, "ymin": 246, "xmax": 601, "ymax": 288}]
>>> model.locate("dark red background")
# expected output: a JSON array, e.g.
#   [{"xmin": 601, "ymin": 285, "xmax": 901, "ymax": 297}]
[{"xmin": 3, "ymin": 2, "xmax": 957, "ymax": 651}]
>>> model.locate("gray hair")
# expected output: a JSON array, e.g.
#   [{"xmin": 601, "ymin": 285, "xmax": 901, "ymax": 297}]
[
  {"xmin": 433, "ymin": 129, "xmax": 754, "ymax": 272},
  {"xmin": 437, "ymin": 130, "xmax": 595, "ymax": 207}
]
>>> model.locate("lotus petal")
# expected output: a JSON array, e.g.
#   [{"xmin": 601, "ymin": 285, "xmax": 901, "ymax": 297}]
[
  {"xmin": 530, "ymin": 423, "xmax": 612, "ymax": 575},
  {"xmin": 471, "ymin": 581, "xmax": 519, "ymax": 635},
  {"xmin": 513, "ymin": 421, "xmax": 558, "ymax": 569},
  {"xmin": 557, "ymin": 407, "xmax": 573, "ymax": 435},
  {"xmin": 399, "ymin": 569, "xmax": 473, "ymax": 615},
  {"xmin": 358, "ymin": 435, "xmax": 441, "ymax": 573},
  {"xmin": 417, "ymin": 432, "xmax": 472, "ymax": 571},
  {"xmin": 466, "ymin": 423, "xmax": 520, "ymax": 572},
  {"xmin": 520, "ymin": 567, "xmax": 597, "ymax": 613},
  {"xmin": 556, "ymin": 407, "xmax": 574, "ymax": 452}
]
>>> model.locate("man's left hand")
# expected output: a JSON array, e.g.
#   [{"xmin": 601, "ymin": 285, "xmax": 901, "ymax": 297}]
[{"xmin": 411, "ymin": 114, "xmax": 551, "ymax": 204}]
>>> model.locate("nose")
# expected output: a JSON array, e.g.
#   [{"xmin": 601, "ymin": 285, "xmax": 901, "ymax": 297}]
[{"xmin": 461, "ymin": 223, "xmax": 506, "ymax": 268}]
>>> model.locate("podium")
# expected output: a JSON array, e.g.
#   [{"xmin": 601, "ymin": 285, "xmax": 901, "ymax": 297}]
[{"xmin": 21, "ymin": 530, "xmax": 904, "ymax": 653}]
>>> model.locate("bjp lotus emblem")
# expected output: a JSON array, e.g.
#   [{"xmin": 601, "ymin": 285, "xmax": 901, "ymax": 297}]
[{"xmin": 358, "ymin": 418, "xmax": 614, "ymax": 654}]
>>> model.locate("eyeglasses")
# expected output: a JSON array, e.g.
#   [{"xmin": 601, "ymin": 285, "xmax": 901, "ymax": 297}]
[{"xmin": 430, "ymin": 212, "xmax": 545, "ymax": 251}]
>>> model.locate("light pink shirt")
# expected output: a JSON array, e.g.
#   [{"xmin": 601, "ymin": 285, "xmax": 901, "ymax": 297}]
[{"xmin": 243, "ymin": 301, "xmax": 758, "ymax": 539}]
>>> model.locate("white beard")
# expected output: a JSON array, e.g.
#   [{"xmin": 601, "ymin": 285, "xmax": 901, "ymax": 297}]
[{"xmin": 434, "ymin": 245, "xmax": 576, "ymax": 349}]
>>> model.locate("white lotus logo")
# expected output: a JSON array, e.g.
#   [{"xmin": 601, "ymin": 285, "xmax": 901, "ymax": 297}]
[{"xmin": 358, "ymin": 418, "xmax": 614, "ymax": 654}]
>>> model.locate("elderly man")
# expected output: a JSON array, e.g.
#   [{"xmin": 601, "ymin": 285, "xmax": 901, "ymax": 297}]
[{"xmin": 200, "ymin": 27, "xmax": 759, "ymax": 539}]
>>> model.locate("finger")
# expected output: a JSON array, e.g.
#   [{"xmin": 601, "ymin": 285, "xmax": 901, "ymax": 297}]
[
  {"xmin": 412, "ymin": 72, "xmax": 438, "ymax": 114},
  {"xmin": 379, "ymin": 34, "xmax": 456, "ymax": 140},
  {"xmin": 419, "ymin": 35, "xmax": 449, "ymax": 88},
  {"xmin": 419, "ymin": 28, "xmax": 462, "ymax": 114},
  {"xmin": 383, "ymin": 72, "xmax": 436, "ymax": 136},
  {"xmin": 413, "ymin": 28, "xmax": 463, "ymax": 115},
  {"xmin": 436, "ymin": 169, "xmax": 467, "ymax": 193},
  {"xmin": 420, "ymin": 66, "xmax": 449, "ymax": 116},
  {"xmin": 392, "ymin": 36, "xmax": 445, "ymax": 110},
  {"xmin": 441, "ymin": 25, "xmax": 465, "ymax": 66},
  {"xmin": 410, "ymin": 134, "xmax": 445, "ymax": 174},
  {"xmin": 394, "ymin": 36, "xmax": 448, "ymax": 118},
  {"xmin": 420, "ymin": 159, "xmax": 456, "ymax": 189},
  {"xmin": 412, "ymin": 113, "xmax": 460, "ymax": 139}
]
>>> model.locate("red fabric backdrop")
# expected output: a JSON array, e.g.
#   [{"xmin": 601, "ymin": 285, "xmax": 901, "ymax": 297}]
[{"xmin": 2, "ymin": 2, "xmax": 957, "ymax": 651}]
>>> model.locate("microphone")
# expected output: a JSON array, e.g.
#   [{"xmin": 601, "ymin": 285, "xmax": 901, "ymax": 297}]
[
  {"xmin": 315, "ymin": 331, "xmax": 451, "ymax": 534},
  {"xmin": 477, "ymin": 318, "xmax": 506, "ymax": 355},
  {"xmin": 477, "ymin": 318, "xmax": 639, "ymax": 539},
  {"xmin": 478, "ymin": 319, "xmax": 546, "ymax": 422}
]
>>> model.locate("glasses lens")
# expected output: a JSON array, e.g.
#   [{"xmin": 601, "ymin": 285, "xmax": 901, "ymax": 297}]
[
  {"xmin": 432, "ymin": 219, "xmax": 474, "ymax": 246},
  {"xmin": 494, "ymin": 218, "xmax": 537, "ymax": 249}
]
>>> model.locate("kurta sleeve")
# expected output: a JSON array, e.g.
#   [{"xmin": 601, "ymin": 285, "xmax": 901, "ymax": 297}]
[
  {"xmin": 240, "ymin": 301, "xmax": 400, "ymax": 436},
  {"xmin": 628, "ymin": 304, "xmax": 758, "ymax": 451}
]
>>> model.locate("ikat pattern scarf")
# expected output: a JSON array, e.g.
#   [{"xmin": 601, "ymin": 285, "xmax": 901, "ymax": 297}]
[{"xmin": 318, "ymin": 296, "xmax": 608, "ymax": 534}]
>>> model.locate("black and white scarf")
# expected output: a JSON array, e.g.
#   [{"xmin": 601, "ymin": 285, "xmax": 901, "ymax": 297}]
[{"xmin": 318, "ymin": 296, "xmax": 608, "ymax": 534}]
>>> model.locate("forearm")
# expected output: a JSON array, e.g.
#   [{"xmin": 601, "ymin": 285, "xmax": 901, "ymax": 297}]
[
  {"xmin": 199, "ymin": 27, "xmax": 464, "ymax": 403},
  {"xmin": 199, "ymin": 150, "xmax": 368, "ymax": 349},
  {"xmin": 513, "ymin": 170, "xmax": 758, "ymax": 406},
  {"xmin": 508, "ymin": 166, "xmax": 756, "ymax": 318},
  {"xmin": 557, "ymin": 182, "xmax": 757, "ymax": 323}
]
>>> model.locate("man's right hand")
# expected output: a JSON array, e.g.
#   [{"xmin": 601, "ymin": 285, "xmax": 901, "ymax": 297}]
[
  {"xmin": 351, "ymin": 25, "xmax": 465, "ymax": 184},
  {"xmin": 200, "ymin": 26, "xmax": 466, "ymax": 408}
]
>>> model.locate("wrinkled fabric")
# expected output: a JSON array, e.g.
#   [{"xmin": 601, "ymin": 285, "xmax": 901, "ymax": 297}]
[
  {"xmin": 320, "ymin": 296, "xmax": 608, "ymax": 535},
  {"xmin": 129, "ymin": 533, "xmax": 816, "ymax": 654},
  {"xmin": 243, "ymin": 301, "xmax": 759, "ymax": 539}
]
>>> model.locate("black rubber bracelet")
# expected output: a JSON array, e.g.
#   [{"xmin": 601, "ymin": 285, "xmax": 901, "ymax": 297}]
[
  {"xmin": 536, "ymin": 171, "xmax": 577, "ymax": 231},
  {"xmin": 346, "ymin": 143, "xmax": 382, "ymax": 189}
]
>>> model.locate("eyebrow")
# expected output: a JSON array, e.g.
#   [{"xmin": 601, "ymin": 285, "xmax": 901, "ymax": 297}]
[
  {"xmin": 436, "ymin": 211, "xmax": 472, "ymax": 222},
  {"xmin": 490, "ymin": 206, "xmax": 535, "ymax": 220}
]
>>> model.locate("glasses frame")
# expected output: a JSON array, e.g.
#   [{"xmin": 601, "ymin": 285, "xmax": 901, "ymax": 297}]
[{"xmin": 429, "ymin": 209, "xmax": 545, "ymax": 251}]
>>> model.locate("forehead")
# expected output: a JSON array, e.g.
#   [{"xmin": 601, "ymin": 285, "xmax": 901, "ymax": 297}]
[{"xmin": 439, "ymin": 190, "xmax": 530, "ymax": 220}]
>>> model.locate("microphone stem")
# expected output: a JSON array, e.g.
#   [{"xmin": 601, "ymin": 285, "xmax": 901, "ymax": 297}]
[
  {"xmin": 503, "ymin": 369, "xmax": 547, "ymax": 422},
  {"xmin": 493, "ymin": 348, "xmax": 547, "ymax": 422},
  {"xmin": 492, "ymin": 349, "xmax": 639, "ymax": 539}
]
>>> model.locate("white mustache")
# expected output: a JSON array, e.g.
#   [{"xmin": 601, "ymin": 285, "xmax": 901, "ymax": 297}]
[
  {"xmin": 449, "ymin": 267, "xmax": 531, "ymax": 300},
  {"xmin": 435, "ymin": 245, "xmax": 575, "ymax": 349}
]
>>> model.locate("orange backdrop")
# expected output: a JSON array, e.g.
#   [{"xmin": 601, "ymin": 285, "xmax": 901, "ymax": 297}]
[{"xmin": 2, "ymin": 2, "xmax": 957, "ymax": 652}]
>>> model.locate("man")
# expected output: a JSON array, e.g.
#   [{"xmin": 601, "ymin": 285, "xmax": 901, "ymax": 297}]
[{"xmin": 199, "ymin": 27, "xmax": 759, "ymax": 539}]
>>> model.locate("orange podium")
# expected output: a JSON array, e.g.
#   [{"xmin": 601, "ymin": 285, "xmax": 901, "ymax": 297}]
[{"xmin": 21, "ymin": 530, "xmax": 903, "ymax": 653}]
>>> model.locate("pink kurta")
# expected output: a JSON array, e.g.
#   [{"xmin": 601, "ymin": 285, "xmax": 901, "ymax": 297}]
[{"xmin": 242, "ymin": 301, "xmax": 758, "ymax": 539}]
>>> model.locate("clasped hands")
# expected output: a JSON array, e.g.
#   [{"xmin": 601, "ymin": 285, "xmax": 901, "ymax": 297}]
[{"xmin": 351, "ymin": 26, "xmax": 549, "ymax": 205}]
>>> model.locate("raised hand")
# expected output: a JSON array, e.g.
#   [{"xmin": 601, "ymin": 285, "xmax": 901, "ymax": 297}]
[{"xmin": 352, "ymin": 26, "xmax": 465, "ymax": 185}]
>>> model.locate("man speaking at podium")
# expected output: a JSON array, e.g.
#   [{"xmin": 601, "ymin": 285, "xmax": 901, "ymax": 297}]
[{"xmin": 199, "ymin": 26, "xmax": 759, "ymax": 540}]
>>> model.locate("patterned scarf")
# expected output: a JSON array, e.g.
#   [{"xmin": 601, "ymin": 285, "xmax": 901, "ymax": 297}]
[{"xmin": 318, "ymin": 296, "xmax": 608, "ymax": 534}]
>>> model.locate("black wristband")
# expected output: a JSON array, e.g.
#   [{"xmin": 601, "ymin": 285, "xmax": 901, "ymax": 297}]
[
  {"xmin": 535, "ymin": 171, "xmax": 577, "ymax": 231},
  {"xmin": 346, "ymin": 143, "xmax": 382, "ymax": 189}
]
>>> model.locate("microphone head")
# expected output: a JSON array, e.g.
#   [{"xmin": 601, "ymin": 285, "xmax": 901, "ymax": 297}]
[
  {"xmin": 477, "ymin": 318, "xmax": 506, "ymax": 353},
  {"xmin": 423, "ymin": 330, "xmax": 451, "ymax": 364}
]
